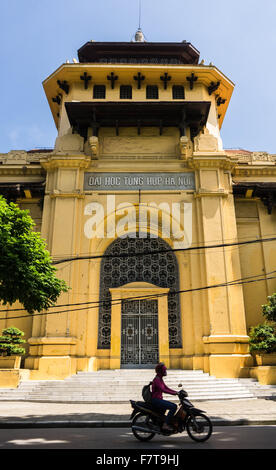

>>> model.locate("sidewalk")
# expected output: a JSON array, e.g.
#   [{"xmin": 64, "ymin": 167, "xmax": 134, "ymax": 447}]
[{"xmin": 0, "ymin": 398, "xmax": 276, "ymax": 428}]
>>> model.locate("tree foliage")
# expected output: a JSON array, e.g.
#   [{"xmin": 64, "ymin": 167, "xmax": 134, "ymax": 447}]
[
  {"xmin": 0, "ymin": 326, "xmax": 25, "ymax": 356},
  {"xmin": 262, "ymin": 293, "xmax": 276, "ymax": 323},
  {"xmin": 249, "ymin": 323, "xmax": 276, "ymax": 354},
  {"xmin": 0, "ymin": 196, "xmax": 68, "ymax": 313}
]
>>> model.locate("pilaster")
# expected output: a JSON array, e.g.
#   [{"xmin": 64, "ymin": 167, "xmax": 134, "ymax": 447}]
[
  {"xmin": 188, "ymin": 148, "xmax": 252, "ymax": 377},
  {"xmin": 26, "ymin": 153, "xmax": 91, "ymax": 378}
]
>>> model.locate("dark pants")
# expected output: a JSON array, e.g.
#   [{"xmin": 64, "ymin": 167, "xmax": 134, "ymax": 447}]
[{"xmin": 151, "ymin": 398, "xmax": 177, "ymax": 424}]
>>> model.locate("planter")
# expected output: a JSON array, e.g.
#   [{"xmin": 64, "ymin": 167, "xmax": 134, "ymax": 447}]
[
  {"xmin": 255, "ymin": 352, "xmax": 276, "ymax": 366},
  {"xmin": 250, "ymin": 366, "xmax": 276, "ymax": 385},
  {"xmin": 0, "ymin": 356, "xmax": 22, "ymax": 369}
]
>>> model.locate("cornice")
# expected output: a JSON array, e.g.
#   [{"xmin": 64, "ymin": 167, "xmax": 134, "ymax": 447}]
[
  {"xmin": 0, "ymin": 167, "xmax": 44, "ymax": 177},
  {"xmin": 234, "ymin": 166, "xmax": 276, "ymax": 177},
  {"xmin": 187, "ymin": 153, "xmax": 236, "ymax": 171},
  {"xmin": 40, "ymin": 154, "xmax": 91, "ymax": 170}
]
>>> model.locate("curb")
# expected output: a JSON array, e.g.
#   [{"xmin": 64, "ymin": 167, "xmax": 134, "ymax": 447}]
[{"xmin": 1, "ymin": 419, "xmax": 276, "ymax": 428}]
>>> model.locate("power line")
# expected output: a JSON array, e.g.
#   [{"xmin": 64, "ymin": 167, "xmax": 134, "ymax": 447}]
[
  {"xmin": 1, "ymin": 268, "xmax": 274, "ymax": 314},
  {"xmin": 49, "ymin": 232, "xmax": 276, "ymax": 260},
  {"xmin": 1, "ymin": 271, "xmax": 275, "ymax": 322},
  {"xmin": 51, "ymin": 236, "xmax": 276, "ymax": 265}
]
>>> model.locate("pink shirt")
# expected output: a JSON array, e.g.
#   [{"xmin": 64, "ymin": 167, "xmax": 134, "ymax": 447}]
[{"xmin": 151, "ymin": 375, "xmax": 178, "ymax": 399}]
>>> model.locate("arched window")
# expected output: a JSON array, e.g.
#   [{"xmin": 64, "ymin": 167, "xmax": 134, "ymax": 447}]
[{"xmin": 98, "ymin": 234, "xmax": 182, "ymax": 349}]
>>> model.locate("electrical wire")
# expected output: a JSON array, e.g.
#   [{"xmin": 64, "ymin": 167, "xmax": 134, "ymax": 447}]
[
  {"xmin": 1, "ymin": 271, "xmax": 275, "ymax": 322},
  {"xmin": 49, "ymin": 231, "xmax": 276, "ymax": 260},
  {"xmin": 51, "ymin": 236, "xmax": 276, "ymax": 265},
  {"xmin": 1, "ymin": 268, "xmax": 274, "ymax": 314}
]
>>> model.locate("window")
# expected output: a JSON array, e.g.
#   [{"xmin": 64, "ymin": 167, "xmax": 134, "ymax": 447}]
[
  {"xmin": 172, "ymin": 85, "xmax": 185, "ymax": 99},
  {"xmin": 146, "ymin": 85, "xmax": 159, "ymax": 99},
  {"xmin": 93, "ymin": 85, "xmax": 106, "ymax": 99},
  {"xmin": 120, "ymin": 85, "xmax": 132, "ymax": 99}
]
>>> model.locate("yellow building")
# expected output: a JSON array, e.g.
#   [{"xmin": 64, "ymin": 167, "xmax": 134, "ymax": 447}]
[{"xmin": 1, "ymin": 32, "xmax": 276, "ymax": 382}]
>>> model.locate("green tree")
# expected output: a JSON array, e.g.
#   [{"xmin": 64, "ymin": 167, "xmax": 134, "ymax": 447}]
[
  {"xmin": 249, "ymin": 323, "xmax": 276, "ymax": 354},
  {"xmin": 262, "ymin": 293, "xmax": 276, "ymax": 323},
  {"xmin": 0, "ymin": 196, "xmax": 68, "ymax": 313},
  {"xmin": 0, "ymin": 327, "xmax": 25, "ymax": 356}
]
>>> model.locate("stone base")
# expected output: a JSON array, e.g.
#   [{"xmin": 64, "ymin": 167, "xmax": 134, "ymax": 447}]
[
  {"xmin": 202, "ymin": 335, "xmax": 253, "ymax": 378},
  {"xmin": 25, "ymin": 356, "xmax": 77, "ymax": 380},
  {"xmin": 208, "ymin": 354, "xmax": 253, "ymax": 378}
]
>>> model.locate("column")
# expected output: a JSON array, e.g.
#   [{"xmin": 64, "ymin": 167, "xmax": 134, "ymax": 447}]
[
  {"xmin": 25, "ymin": 153, "xmax": 91, "ymax": 379},
  {"xmin": 190, "ymin": 152, "xmax": 253, "ymax": 377}
]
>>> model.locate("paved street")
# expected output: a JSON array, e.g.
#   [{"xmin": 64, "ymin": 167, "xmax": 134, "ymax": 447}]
[
  {"xmin": 0, "ymin": 425, "xmax": 276, "ymax": 449},
  {"xmin": 1, "ymin": 398, "xmax": 276, "ymax": 426}
]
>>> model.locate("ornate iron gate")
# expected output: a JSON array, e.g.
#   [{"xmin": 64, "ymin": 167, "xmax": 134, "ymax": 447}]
[{"xmin": 121, "ymin": 299, "xmax": 159, "ymax": 368}]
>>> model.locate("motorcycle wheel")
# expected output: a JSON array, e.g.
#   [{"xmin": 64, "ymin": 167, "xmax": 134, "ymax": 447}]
[
  {"xmin": 186, "ymin": 413, "xmax": 213, "ymax": 442},
  {"xmin": 131, "ymin": 413, "xmax": 156, "ymax": 442}
]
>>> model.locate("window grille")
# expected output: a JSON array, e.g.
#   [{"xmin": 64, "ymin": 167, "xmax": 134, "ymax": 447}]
[
  {"xmin": 93, "ymin": 85, "xmax": 106, "ymax": 99},
  {"xmin": 146, "ymin": 85, "xmax": 159, "ymax": 99},
  {"xmin": 172, "ymin": 85, "xmax": 185, "ymax": 99},
  {"xmin": 120, "ymin": 85, "xmax": 132, "ymax": 99}
]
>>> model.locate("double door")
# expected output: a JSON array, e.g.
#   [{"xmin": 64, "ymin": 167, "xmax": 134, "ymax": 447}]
[{"xmin": 121, "ymin": 299, "xmax": 159, "ymax": 368}]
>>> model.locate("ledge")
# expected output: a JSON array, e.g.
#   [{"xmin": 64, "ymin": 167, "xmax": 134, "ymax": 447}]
[{"xmin": 28, "ymin": 337, "xmax": 78, "ymax": 346}]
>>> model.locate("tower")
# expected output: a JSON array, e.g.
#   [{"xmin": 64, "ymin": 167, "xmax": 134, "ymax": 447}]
[{"xmin": 0, "ymin": 25, "xmax": 255, "ymax": 381}]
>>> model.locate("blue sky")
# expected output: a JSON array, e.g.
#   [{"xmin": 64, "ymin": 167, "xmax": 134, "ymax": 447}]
[{"xmin": 1, "ymin": 0, "xmax": 276, "ymax": 153}]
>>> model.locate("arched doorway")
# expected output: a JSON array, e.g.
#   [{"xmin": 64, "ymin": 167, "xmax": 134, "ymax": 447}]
[{"xmin": 98, "ymin": 234, "xmax": 182, "ymax": 359}]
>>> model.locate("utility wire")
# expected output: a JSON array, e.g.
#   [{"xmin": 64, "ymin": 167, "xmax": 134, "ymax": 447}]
[
  {"xmin": 51, "ymin": 236, "xmax": 276, "ymax": 265},
  {"xmin": 1, "ymin": 271, "xmax": 275, "ymax": 322},
  {"xmin": 49, "ymin": 232, "xmax": 276, "ymax": 260},
  {"xmin": 1, "ymin": 268, "xmax": 274, "ymax": 313}
]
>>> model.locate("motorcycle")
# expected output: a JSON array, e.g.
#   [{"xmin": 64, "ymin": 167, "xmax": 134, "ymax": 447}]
[{"xmin": 130, "ymin": 385, "xmax": 213, "ymax": 443}]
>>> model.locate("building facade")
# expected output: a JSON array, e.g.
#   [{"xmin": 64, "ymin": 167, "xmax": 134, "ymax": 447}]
[{"xmin": 1, "ymin": 35, "xmax": 276, "ymax": 380}]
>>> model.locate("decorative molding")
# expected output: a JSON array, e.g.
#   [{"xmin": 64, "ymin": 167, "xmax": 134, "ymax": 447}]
[
  {"xmin": 88, "ymin": 136, "xmax": 99, "ymax": 159},
  {"xmin": 107, "ymin": 72, "xmax": 118, "ymax": 89},
  {"xmin": 234, "ymin": 167, "xmax": 276, "ymax": 177},
  {"xmin": 194, "ymin": 188, "xmax": 229, "ymax": 198},
  {"xmin": 40, "ymin": 155, "xmax": 91, "ymax": 170},
  {"xmin": 0, "ymin": 167, "xmax": 44, "ymax": 176},
  {"xmin": 208, "ymin": 81, "xmax": 221, "ymax": 95},
  {"xmin": 0, "ymin": 150, "xmax": 48, "ymax": 165},
  {"xmin": 80, "ymin": 72, "xmax": 92, "ymax": 89},
  {"xmin": 179, "ymin": 136, "xmax": 193, "ymax": 160},
  {"xmin": 186, "ymin": 72, "xmax": 198, "ymax": 90},
  {"xmin": 57, "ymin": 80, "xmax": 70, "ymax": 94},
  {"xmin": 49, "ymin": 191, "xmax": 85, "ymax": 199},
  {"xmin": 28, "ymin": 336, "xmax": 77, "ymax": 345},
  {"xmin": 133, "ymin": 72, "xmax": 145, "ymax": 89},
  {"xmin": 188, "ymin": 156, "xmax": 235, "ymax": 171},
  {"xmin": 227, "ymin": 151, "xmax": 276, "ymax": 166},
  {"xmin": 160, "ymin": 72, "xmax": 171, "ymax": 89}
]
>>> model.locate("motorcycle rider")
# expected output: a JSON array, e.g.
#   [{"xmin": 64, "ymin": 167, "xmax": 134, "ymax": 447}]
[{"xmin": 151, "ymin": 362, "xmax": 178, "ymax": 432}]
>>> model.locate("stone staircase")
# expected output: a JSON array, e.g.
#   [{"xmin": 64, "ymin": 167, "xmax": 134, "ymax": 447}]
[{"xmin": 1, "ymin": 369, "xmax": 273, "ymax": 403}]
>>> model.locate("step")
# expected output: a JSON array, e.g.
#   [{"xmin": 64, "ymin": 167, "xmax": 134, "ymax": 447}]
[{"xmin": 0, "ymin": 369, "xmax": 270, "ymax": 402}]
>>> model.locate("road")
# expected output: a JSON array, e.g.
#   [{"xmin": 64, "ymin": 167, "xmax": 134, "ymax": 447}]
[{"xmin": 0, "ymin": 425, "xmax": 275, "ymax": 450}]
